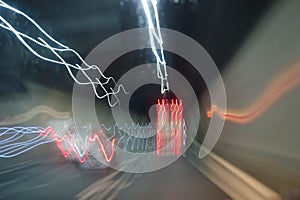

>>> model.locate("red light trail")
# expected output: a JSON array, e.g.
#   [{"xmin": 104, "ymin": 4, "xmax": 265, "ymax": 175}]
[{"xmin": 40, "ymin": 126, "xmax": 115, "ymax": 163}]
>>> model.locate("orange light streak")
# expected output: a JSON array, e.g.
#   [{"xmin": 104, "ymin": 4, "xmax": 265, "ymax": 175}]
[{"xmin": 207, "ymin": 60, "xmax": 300, "ymax": 123}]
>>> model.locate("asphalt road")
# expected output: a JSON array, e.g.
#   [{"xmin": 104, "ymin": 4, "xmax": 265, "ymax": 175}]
[{"xmin": 0, "ymin": 142, "xmax": 228, "ymax": 200}]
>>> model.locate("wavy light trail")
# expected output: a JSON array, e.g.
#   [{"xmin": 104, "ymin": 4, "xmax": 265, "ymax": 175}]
[
  {"xmin": 42, "ymin": 127, "xmax": 115, "ymax": 163},
  {"xmin": 0, "ymin": 125, "xmax": 115, "ymax": 162},
  {"xmin": 0, "ymin": 123, "xmax": 156, "ymax": 162},
  {"xmin": 207, "ymin": 59, "xmax": 300, "ymax": 124},
  {"xmin": 0, "ymin": 98, "xmax": 186, "ymax": 160},
  {"xmin": 0, "ymin": 126, "xmax": 54, "ymax": 158},
  {"xmin": 0, "ymin": 117, "xmax": 186, "ymax": 161},
  {"xmin": 0, "ymin": 0, "xmax": 126, "ymax": 107},
  {"xmin": 0, "ymin": 122, "xmax": 156, "ymax": 161}
]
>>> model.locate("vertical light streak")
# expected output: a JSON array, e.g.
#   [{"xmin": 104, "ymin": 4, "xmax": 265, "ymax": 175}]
[
  {"xmin": 156, "ymin": 99, "xmax": 184, "ymax": 156},
  {"xmin": 141, "ymin": 0, "xmax": 169, "ymax": 94}
]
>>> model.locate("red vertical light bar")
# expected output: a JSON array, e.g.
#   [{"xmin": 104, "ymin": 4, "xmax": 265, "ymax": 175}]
[
  {"xmin": 156, "ymin": 99, "xmax": 162, "ymax": 156},
  {"xmin": 170, "ymin": 99, "xmax": 175, "ymax": 155},
  {"xmin": 156, "ymin": 99, "xmax": 184, "ymax": 157}
]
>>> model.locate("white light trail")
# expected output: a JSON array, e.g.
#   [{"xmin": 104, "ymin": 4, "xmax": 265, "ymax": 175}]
[
  {"xmin": 0, "ymin": 126, "xmax": 55, "ymax": 158},
  {"xmin": 0, "ymin": 0, "xmax": 126, "ymax": 107},
  {"xmin": 141, "ymin": 0, "xmax": 169, "ymax": 94}
]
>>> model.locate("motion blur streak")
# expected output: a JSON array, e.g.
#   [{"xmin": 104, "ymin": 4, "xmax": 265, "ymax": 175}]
[
  {"xmin": 76, "ymin": 171, "xmax": 139, "ymax": 200},
  {"xmin": 207, "ymin": 59, "xmax": 300, "ymax": 124},
  {"xmin": 0, "ymin": 105, "xmax": 70, "ymax": 126}
]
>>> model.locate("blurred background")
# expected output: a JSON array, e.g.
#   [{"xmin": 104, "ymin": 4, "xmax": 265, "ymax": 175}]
[{"xmin": 0, "ymin": 0, "xmax": 300, "ymax": 199}]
